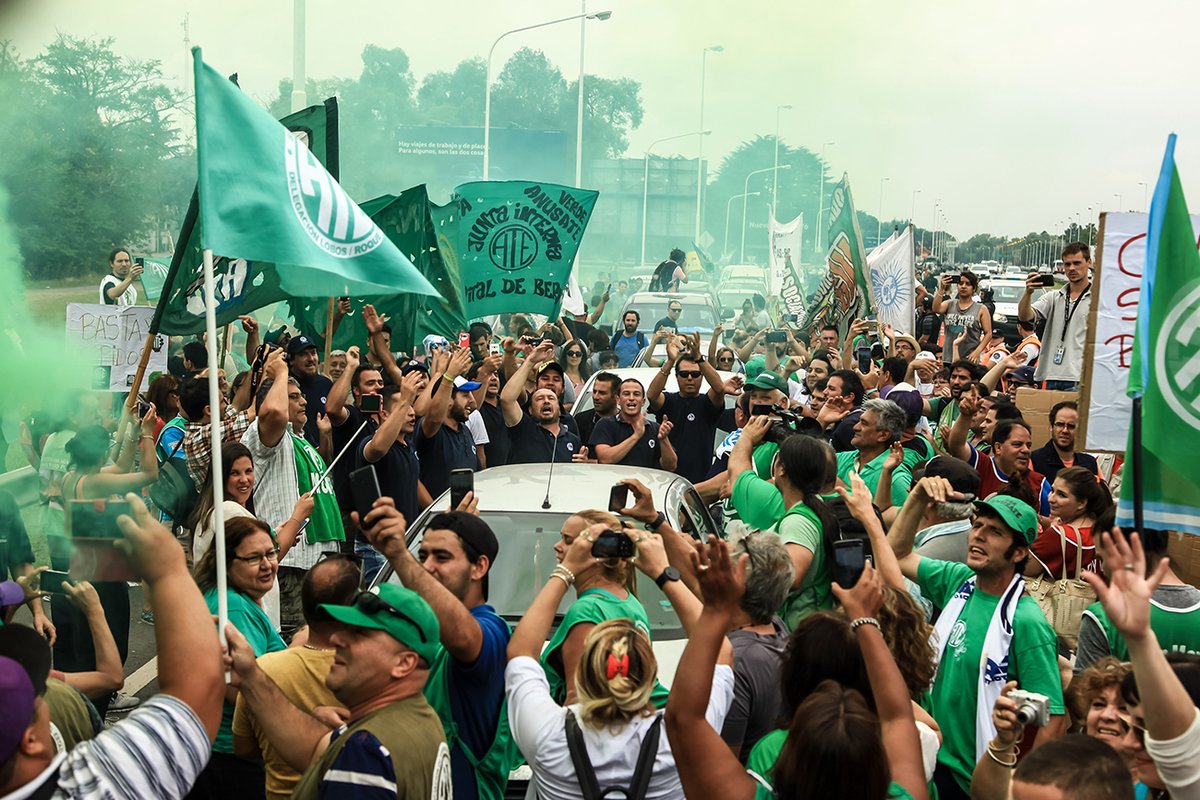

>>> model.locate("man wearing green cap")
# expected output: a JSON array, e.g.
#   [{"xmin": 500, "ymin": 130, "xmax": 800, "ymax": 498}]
[
  {"xmin": 887, "ymin": 477, "xmax": 1066, "ymax": 800},
  {"xmin": 226, "ymin": 581, "xmax": 450, "ymax": 800}
]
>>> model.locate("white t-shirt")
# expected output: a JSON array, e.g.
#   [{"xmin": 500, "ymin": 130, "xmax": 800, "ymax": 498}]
[
  {"xmin": 505, "ymin": 655, "xmax": 734, "ymax": 800},
  {"xmin": 1146, "ymin": 706, "xmax": 1200, "ymax": 799},
  {"xmin": 465, "ymin": 410, "xmax": 490, "ymax": 446},
  {"xmin": 99, "ymin": 274, "xmax": 137, "ymax": 306}
]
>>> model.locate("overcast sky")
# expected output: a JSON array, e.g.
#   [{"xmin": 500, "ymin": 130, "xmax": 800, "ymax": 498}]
[{"xmin": 6, "ymin": 0, "xmax": 1200, "ymax": 237}]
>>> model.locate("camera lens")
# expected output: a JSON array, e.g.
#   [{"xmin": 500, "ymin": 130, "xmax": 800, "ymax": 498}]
[{"xmin": 1015, "ymin": 704, "xmax": 1036, "ymax": 726}]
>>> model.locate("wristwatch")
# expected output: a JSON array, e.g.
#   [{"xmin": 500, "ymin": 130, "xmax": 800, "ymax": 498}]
[
  {"xmin": 654, "ymin": 566, "xmax": 681, "ymax": 589},
  {"xmin": 645, "ymin": 511, "xmax": 667, "ymax": 531}
]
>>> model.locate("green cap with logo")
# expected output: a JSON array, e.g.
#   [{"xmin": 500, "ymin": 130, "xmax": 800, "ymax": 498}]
[
  {"xmin": 973, "ymin": 495, "xmax": 1039, "ymax": 546},
  {"xmin": 747, "ymin": 370, "xmax": 788, "ymax": 395},
  {"xmin": 320, "ymin": 584, "xmax": 441, "ymax": 664}
]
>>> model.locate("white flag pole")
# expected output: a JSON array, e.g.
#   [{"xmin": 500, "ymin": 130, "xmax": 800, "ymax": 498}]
[{"xmin": 202, "ymin": 248, "xmax": 229, "ymax": 657}]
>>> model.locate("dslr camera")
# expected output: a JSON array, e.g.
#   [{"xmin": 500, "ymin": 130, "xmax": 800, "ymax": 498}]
[
  {"xmin": 1008, "ymin": 689, "xmax": 1051, "ymax": 727},
  {"xmin": 749, "ymin": 403, "xmax": 801, "ymax": 444}
]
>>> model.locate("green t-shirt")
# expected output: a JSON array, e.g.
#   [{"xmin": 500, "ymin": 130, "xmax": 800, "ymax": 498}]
[
  {"xmin": 746, "ymin": 729, "xmax": 914, "ymax": 799},
  {"xmin": 916, "ymin": 559, "xmax": 1065, "ymax": 793},
  {"xmin": 204, "ymin": 587, "xmax": 286, "ymax": 753},
  {"xmin": 731, "ymin": 471, "xmax": 831, "ymax": 630},
  {"xmin": 720, "ymin": 440, "xmax": 778, "ymax": 526},
  {"xmin": 836, "ymin": 449, "xmax": 912, "ymax": 509},
  {"xmin": 1084, "ymin": 598, "xmax": 1200, "ymax": 662},
  {"xmin": 540, "ymin": 587, "xmax": 670, "ymax": 708},
  {"xmin": 929, "ymin": 396, "xmax": 960, "ymax": 450},
  {"xmin": 900, "ymin": 436, "xmax": 934, "ymax": 470}
]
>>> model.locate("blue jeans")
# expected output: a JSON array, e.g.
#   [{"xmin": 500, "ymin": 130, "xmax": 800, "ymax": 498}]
[
  {"xmin": 355, "ymin": 538, "xmax": 387, "ymax": 588},
  {"xmin": 1044, "ymin": 380, "xmax": 1079, "ymax": 392}
]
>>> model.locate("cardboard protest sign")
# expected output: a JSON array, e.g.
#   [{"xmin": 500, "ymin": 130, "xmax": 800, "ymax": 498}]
[{"xmin": 66, "ymin": 304, "xmax": 167, "ymax": 392}]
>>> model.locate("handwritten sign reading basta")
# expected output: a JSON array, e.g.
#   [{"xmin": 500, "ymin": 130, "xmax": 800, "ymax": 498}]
[{"xmin": 66, "ymin": 304, "xmax": 166, "ymax": 392}]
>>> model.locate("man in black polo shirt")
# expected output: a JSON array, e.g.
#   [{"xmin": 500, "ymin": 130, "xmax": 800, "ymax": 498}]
[
  {"xmin": 325, "ymin": 346, "xmax": 384, "ymax": 546},
  {"xmin": 575, "ymin": 371, "xmax": 620, "ymax": 445},
  {"xmin": 591, "ymin": 378, "xmax": 678, "ymax": 470},
  {"xmin": 500, "ymin": 343, "xmax": 586, "ymax": 464},
  {"xmin": 531, "ymin": 360, "xmax": 581, "ymax": 437},
  {"xmin": 1030, "ymin": 400, "xmax": 1098, "ymax": 481},
  {"xmin": 654, "ymin": 300, "xmax": 684, "ymax": 334},
  {"xmin": 470, "ymin": 356, "xmax": 510, "ymax": 468},
  {"xmin": 355, "ymin": 382, "xmax": 426, "ymax": 582},
  {"xmin": 646, "ymin": 333, "xmax": 725, "ymax": 483},
  {"xmin": 416, "ymin": 346, "xmax": 480, "ymax": 498},
  {"xmin": 287, "ymin": 334, "xmax": 333, "ymax": 448}
]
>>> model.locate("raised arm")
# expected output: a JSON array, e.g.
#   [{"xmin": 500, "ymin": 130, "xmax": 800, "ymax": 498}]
[
  {"xmin": 1083, "ymin": 529, "xmax": 1198, "ymax": 741},
  {"xmin": 665, "ymin": 540, "xmax": 753, "ymax": 800},
  {"xmin": 508, "ymin": 529, "xmax": 600, "ymax": 661},
  {"xmin": 887, "ymin": 477, "xmax": 956, "ymax": 581},
  {"xmin": 362, "ymin": 305, "xmax": 403, "ymax": 386},
  {"xmin": 735, "ymin": 330, "xmax": 764, "ymax": 363},
  {"xmin": 471, "ymin": 353, "xmax": 502, "ymax": 412},
  {"xmin": 832, "ymin": 565, "xmax": 929, "ymax": 800},
  {"xmin": 421, "ymin": 347, "xmax": 471, "ymax": 438},
  {"xmin": 239, "ymin": 315, "xmax": 261, "ymax": 366},
  {"xmin": 256, "ymin": 353, "xmax": 292, "ymax": 447},
  {"xmin": 500, "ymin": 343, "xmax": 550, "ymax": 427},
  {"xmin": 944, "ymin": 390, "xmax": 978, "ymax": 462},
  {"xmin": 656, "ymin": 419, "xmax": 678, "ymax": 472},
  {"xmin": 325, "ymin": 345, "xmax": 361, "ymax": 426},
  {"xmin": 708, "ymin": 325, "xmax": 723, "ymax": 363},
  {"xmin": 88, "ymin": 405, "xmax": 159, "ymax": 496},
  {"xmin": 118, "ymin": 494, "xmax": 224, "ymax": 740},
  {"xmin": 646, "ymin": 336, "xmax": 680, "ymax": 411},
  {"xmin": 837, "ymin": 471, "xmax": 907, "ymax": 591},
  {"xmin": 1017, "ymin": 273, "xmax": 1041, "ymax": 324},
  {"xmin": 931, "ymin": 274, "xmax": 952, "ymax": 314}
]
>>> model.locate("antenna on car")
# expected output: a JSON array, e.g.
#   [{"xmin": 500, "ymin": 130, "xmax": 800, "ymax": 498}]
[{"xmin": 541, "ymin": 426, "xmax": 563, "ymax": 509}]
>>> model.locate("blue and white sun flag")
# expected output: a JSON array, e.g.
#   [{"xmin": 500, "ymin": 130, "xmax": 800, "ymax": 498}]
[{"xmin": 867, "ymin": 224, "xmax": 916, "ymax": 335}]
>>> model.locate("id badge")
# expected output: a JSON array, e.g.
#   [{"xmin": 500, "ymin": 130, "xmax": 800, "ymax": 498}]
[{"xmin": 1053, "ymin": 346, "xmax": 1065, "ymax": 366}]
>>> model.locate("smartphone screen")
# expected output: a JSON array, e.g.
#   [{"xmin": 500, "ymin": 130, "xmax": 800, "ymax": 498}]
[
  {"xmin": 751, "ymin": 403, "xmax": 775, "ymax": 418},
  {"xmin": 833, "ymin": 539, "xmax": 866, "ymax": 588},
  {"xmin": 40, "ymin": 569, "xmax": 72, "ymax": 595},
  {"xmin": 449, "ymin": 469, "xmax": 474, "ymax": 510},
  {"xmin": 65, "ymin": 499, "xmax": 136, "ymax": 582},
  {"xmin": 591, "ymin": 530, "xmax": 634, "ymax": 559},
  {"xmin": 857, "ymin": 345, "xmax": 872, "ymax": 374},
  {"xmin": 134, "ymin": 256, "xmax": 145, "ymax": 267},
  {"xmin": 608, "ymin": 484, "xmax": 629, "ymax": 513},
  {"xmin": 765, "ymin": 330, "xmax": 788, "ymax": 344},
  {"xmin": 349, "ymin": 465, "xmax": 381, "ymax": 523}
]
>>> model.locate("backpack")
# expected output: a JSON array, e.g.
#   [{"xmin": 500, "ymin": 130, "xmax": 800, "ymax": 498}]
[
  {"xmin": 649, "ymin": 261, "xmax": 676, "ymax": 292},
  {"xmin": 565, "ymin": 709, "xmax": 663, "ymax": 800},
  {"xmin": 610, "ymin": 330, "xmax": 647, "ymax": 351},
  {"xmin": 148, "ymin": 437, "xmax": 198, "ymax": 522}
]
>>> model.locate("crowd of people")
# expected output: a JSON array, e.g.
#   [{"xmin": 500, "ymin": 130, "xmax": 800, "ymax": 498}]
[{"xmin": 0, "ymin": 241, "xmax": 1197, "ymax": 799}]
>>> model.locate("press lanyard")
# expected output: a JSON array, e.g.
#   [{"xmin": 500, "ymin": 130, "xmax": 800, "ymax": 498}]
[{"xmin": 1061, "ymin": 283, "xmax": 1090, "ymax": 339}]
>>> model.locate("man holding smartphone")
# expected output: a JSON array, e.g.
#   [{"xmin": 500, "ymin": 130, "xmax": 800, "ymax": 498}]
[{"xmin": 1019, "ymin": 243, "xmax": 1092, "ymax": 391}]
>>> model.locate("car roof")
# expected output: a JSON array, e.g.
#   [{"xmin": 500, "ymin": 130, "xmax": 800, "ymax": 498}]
[
  {"xmin": 440, "ymin": 463, "xmax": 688, "ymax": 513},
  {"xmin": 625, "ymin": 291, "xmax": 715, "ymax": 304}
]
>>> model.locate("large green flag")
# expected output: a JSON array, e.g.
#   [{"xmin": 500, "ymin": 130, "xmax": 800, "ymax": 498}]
[
  {"xmin": 801, "ymin": 174, "xmax": 872, "ymax": 339},
  {"xmin": 191, "ymin": 49, "xmax": 436, "ymax": 302},
  {"xmin": 1117, "ymin": 134, "xmax": 1200, "ymax": 535},
  {"xmin": 434, "ymin": 181, "xmax": 598, "ymax": 321},
  {"xmin": 156, "ymin": 96, "xmax": 341, "ymax": 335},
  {"xmin": 289, "ymin": 186, "xmax": 469, "ymax": 353}
]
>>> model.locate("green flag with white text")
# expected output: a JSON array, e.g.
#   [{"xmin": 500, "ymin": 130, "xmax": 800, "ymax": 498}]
[
  {"xmin": 191, "ymin": 49, "xmax": 436, "ymax": 304},
  {"xmin": 155, "ymin": 98, "xmax": 339, "ymax": 335},
  {"xmin": 802, "ymin": 174, "xmax": 872, "ymax": 339},
  {"xmin": 434, "ymin": 180, "xmax": 598, "ymax": 321}
]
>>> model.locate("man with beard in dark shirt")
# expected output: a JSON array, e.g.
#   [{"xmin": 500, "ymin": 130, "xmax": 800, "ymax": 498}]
[
  {"xmin": 287, "ymin": 335, "xmax": 333, "ymax": 447},
  {"xmin": 645, "ymin": 333, "xmax": 726, "ymax": 483},
  {"xmin": 575, "ymin": 372, "xmax": 620, "ymax": 445},
  {"xmin": 469, "ymin": 356, "xmax": 511, "ymax": 468},
  {"xmin": 325, "ymin": 347, "xmax": 383, "ymax": 548},
  {"xmin": 500, "ymin": 343, "xmax": 586, "ymax": 464},
  {"xmin": 416, "ymin": 346, "xmax": 480, "ymax": 498}
]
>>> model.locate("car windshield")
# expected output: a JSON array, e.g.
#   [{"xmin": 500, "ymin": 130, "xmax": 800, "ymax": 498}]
[
  {"xmin": 990, "ymin": 285, "xmax": 1047, "ymax": 302},
  {"xmin": 637, "ymin": 300, "xmax": 718, "ymax": 331},
  {"xmin": 388, "ymin": 511, "xmax": 686, "ymax": 638}
]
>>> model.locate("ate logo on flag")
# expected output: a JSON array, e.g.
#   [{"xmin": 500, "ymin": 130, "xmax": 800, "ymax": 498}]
[
  {"xmin": 284, "ymin": 133, "xmax": 383, "ymax": 259},
  {"xmin": 1158, "ymin": 281, "xmax": 1200, "ymax": 430}
]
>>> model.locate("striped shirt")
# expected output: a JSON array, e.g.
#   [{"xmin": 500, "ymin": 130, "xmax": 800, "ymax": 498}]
[
  {"xmin": 241, "ymin": 420, "xmax": 332, "ymax": 571},
  {"xmin": 2, "ymin": 694, "xmax": 209, "ymax": 800}
]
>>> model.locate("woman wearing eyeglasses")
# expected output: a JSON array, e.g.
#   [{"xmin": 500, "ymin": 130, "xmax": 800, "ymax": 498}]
[
  {"xmin": 561, "ymin": 339, "xmax": 592, "ymax": 397},
  {"xmin": 192, "ymin": 515, "xmax": 288, "ymax": 798}
]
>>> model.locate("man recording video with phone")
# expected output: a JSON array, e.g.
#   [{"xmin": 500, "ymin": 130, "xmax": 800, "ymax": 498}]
[{"xmin": 1019, "ymin": 242, "xmax": 1092, "ymax": 391}]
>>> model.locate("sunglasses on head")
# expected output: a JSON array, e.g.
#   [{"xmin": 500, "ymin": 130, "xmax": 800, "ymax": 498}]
[{"xmin": 352, "ymin": 591, "xmax": 428, "ymax": 643}]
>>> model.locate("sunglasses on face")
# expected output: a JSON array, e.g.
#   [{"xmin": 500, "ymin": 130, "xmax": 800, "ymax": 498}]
[
  {"xmin": 677, "ymin": 370, "xmax": 702, "ymax": 379},
  {"xmin": 1115, "ymin": 712, "xmax": 1145, "ymax": 743},
  {"xmin": 566, "ymin": 351, "xmax": 583, "ymax": 357}
]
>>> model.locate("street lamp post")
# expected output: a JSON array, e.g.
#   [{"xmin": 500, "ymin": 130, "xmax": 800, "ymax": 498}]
[
  {"xmin": 815, "ymin": 141, "xmax": 834, "ymax": 253},
  {"xmin": 910, "ymin": 189, "xmax": 921, "ymax": 228},
  {"xmin": 1139, "ymin": 181, "xmax": 1148, "ymax": 211},
  {"xmin": 483, "ymin": 10, "xmax": 612, "ymax": 180},
  {"xmin": 772, "ymin": 104, "xmax": 793, "ymax": 212},
  {"xmin": 291, "ymin": 0, "xmax": 307, "ymax": 112},
  {"xmin": 725, "ymin": 192, "xmax": 760, "ymax": 259},
  {"xmin": 641, "ymin": 130, "xmax": 710, "ymax": 267},
  {"xmin": 695, "ymin": 45, "xmax": 723, "ymax": 243},
  {"xmin": 742, "ymin": 165, "xmax": 789, "ymax": 262},
  {"xmin": 876, "ymin": 176, "xmax": 890, "ymax": 247}
]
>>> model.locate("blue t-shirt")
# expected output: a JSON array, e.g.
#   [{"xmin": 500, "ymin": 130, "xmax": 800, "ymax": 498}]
[
  {"xmin": 611, "ymin": 332, "xmax": 644, "ymax": 367},
  {"xmin": 443, "ymin": 604, "xmax": 512, "ymax": 800}
]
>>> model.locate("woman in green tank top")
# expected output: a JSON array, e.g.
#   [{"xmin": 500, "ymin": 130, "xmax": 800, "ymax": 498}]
[{"xmin": 540, "ymin": 508, "xmax": 655, "ymax": 705}]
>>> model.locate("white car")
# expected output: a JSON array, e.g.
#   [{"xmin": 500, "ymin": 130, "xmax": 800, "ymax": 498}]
[
  {"xmin": 721, "ymin": 264, "xmax": 769, "ymax": 284},
  {"xmin": 620, "ymin": 291, "xmax": 720, "ymax": 336},
  {"xmin": 981, "ymin": 278, "xmax": 1049, "ymax": 344}
]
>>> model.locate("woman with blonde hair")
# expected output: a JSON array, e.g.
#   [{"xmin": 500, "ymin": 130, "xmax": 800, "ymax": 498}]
[{"xmin": 506, "ymin": 517, "xmax": 728, "ymax": 800}]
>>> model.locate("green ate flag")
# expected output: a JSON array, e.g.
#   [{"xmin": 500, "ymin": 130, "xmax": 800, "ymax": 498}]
[
  {"xmin": 434, "ymin": 181, "xmax": 599, "ymax": 321},
  {"xmin": 155, "ymin": 98, "xmax": 336, "ymax": 335},
  {"xmin": 802, "ymin": 174, "xmax": 872, "ymax": 339},
  {"xmin": 289, "ymin": 186, "xmax": 469, "ymax": 353},
  {"xmin": 192, "ymin": 48, "xmax": 436, "ymax": 301}
]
